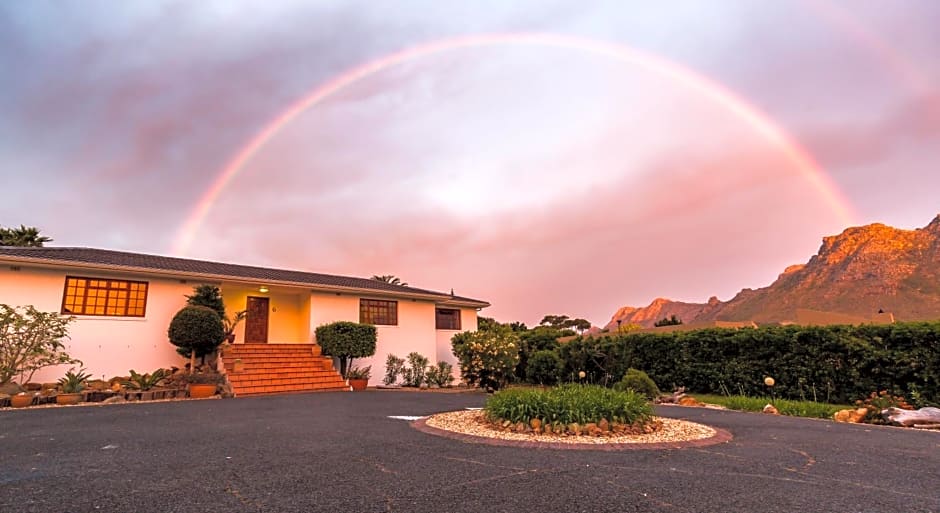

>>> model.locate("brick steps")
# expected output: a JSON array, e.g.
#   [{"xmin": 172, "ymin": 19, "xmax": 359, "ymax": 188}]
[{"xmin": 222, "ymin": 343, "xmax": 348, "ymax": 396}]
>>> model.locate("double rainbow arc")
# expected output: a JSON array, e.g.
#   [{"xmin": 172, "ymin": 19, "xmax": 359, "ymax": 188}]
[{"xmin": 172, "ymin": 32, "xmax": 856, "ymax": 255}]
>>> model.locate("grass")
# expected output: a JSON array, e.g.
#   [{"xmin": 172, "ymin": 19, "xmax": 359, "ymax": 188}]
[
  {"xmin": 485, "ymin": 384, "xmax": 652, "ymax": 425},
  {"xmin": 690, "ymin": 394, "xmax": 852, "ymax": 419}
]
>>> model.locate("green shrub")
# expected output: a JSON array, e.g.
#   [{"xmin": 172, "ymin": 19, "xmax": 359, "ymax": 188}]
[
  {"xmin": 383, "ymin": 354, "xmax": 405, "ymax": 385},
  {"xmin": 557, "ymin": 322, "xmax": 940, "ymax": 404},
  {"xmin": 485, "ymin": 384, "xmax": 652, "ymax": 426},
  {"xmin": 614, "ymin": 368, "xmax": 660, "ymax": 400},
  {"xmin": 401, "ymin": 352, "xmax": 429, "ymax": 387},
  {"xmin": 425, "ymin": 361, "xmax": 455, "ymax": 387},
  {"xmin": 168, "ymin": 305, "xmax": 225, "ymax": 361},
  {"xmin": 123, "ymin": 369, "xmax": 168, "ymax": 391},
  {"xmin": 315, "ymin": 321, "xmax": 377, "ymax": 378},
  {"xmin": 452, "ymin": 326, "xmax": 520, "ymax": 391},
  {"xmin": 514, "ymin": 326, "xmax": 564, "ymax": 381},
  {"xmin": 526, "ymin": 350, "xmax": 562, "ymax": 385}
]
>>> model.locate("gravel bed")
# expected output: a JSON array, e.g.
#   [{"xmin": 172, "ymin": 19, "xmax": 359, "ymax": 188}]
[{"xmin": 424, "ymin": 409, "xmax": 716, "ymax": 445}]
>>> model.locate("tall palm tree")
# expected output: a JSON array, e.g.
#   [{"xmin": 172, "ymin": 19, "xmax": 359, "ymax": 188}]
[
  {"xmin": 0, "ymin": 225, "xmax": 52, "ymax": 247},
  {"xmin": 371, "ymin": 275, "xmax": 408, "ymax": 287}
]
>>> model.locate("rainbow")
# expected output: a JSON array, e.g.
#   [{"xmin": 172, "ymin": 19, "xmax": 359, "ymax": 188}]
[{"xmin": 172, "ymin": 32, "xmax": 857, "ymax": 255}]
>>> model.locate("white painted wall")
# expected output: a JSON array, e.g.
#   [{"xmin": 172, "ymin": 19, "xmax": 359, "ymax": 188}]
[
  {"xmin": 0, "ymin": 266, "xmax": 192, "ymax": 383},
  {"xmin": 221, "ymin": 284, "xmax": 310, "ymax": 343},
  {"xmin": 309, "ymin": 293, "xmax": 478, "ymax": 385}
]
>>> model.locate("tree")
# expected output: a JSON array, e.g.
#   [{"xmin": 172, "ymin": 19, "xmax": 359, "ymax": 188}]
[
  {"xmin": 185, "ymin": 285, "xmax": 226, "ymax": 320},
  {"xmin": 371, "ymin": 275, "xmax": 408, "ymax": 287},
  {"xmin": 315, "ymin": 321, "xmax": 377, "ymax": 378},
  {"xmin": 654, "ymin": 315, "xmax": 683, "ymax": 327},
  {"xmin": 0, "ymin": 225, "xmax": 52, "ymax": 247},
  {"xmin": 0, "ymin": 305, "xmax": 79, "ymax": 385},
  {"xmin": 540, "ymin": 314, "xmax": 570, "ymax": 329},
  {"xmin": 540, "ymin": 314, "xmax": 591, "ymax": 334},
  {"xmin": 167, "ymin": 305, "xmax": 225, "ymax": 369}
]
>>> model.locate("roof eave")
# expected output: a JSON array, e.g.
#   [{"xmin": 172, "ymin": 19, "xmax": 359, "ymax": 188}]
[{"xmin": 0, "ymin": 254, "xmax": 452, "ymax": 302}]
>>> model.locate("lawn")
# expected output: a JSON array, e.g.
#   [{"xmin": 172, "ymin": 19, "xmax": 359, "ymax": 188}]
[{"xmin": 690, "ymin": 394, "xmax": 853, "ymax": 419}]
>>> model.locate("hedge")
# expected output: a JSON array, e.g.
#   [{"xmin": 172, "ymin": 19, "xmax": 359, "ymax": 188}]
[{"xmin": 557, "ymin": 322, "xmax": 940, "ymax": 404}]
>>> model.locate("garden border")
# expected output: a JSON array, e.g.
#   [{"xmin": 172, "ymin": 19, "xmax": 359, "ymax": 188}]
[{"xmin": 412, "ymin": 416, "xmax": 732, "ymax": 451}]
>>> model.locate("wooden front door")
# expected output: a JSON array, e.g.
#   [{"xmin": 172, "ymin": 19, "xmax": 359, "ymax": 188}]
[{"xmin": 244, "ymin": 296, "xmax": 269, "ymax": 344}]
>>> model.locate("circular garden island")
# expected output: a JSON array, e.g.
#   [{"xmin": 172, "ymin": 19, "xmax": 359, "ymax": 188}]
[{"xmin": 415, "ymin": 384, "xmax": 731, "ymax": 450}]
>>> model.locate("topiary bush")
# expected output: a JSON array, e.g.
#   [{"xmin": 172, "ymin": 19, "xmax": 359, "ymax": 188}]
[
  {"xmin": 167, "ymin": 305, "xmax": 225, "ymax": 362},
  {"xmin": 452, "ymin": 326, "xmax": 520, "ymax": 391},
  {"xmin": 526, "ymin": 350, "xmax": 562, "ymax": 385},
  {"xmin": 614, "ymin": 368, "xmax": 660, "ymax": 400},
  {"xmin": 484, "ymin": 384, "xmax": 654, "ymax": 435},
  {"xmin": 315, "ymin": 321, "xmax": 377, "ymax": 378}
]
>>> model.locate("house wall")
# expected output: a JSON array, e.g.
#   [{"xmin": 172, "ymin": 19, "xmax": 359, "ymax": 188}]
[
  {"xmin": 221, "ymin": 284, "xmax": 310, "ymax": 343},
  {"xmin": 434, "ymin": 307, "xmax": 479, "ymax": 382},
  {"xmin": 0, "ymin": 266, "xmax": 192, "ymax": 383},
  {"xmin": 309, "ymin": 292, "xmax": 442, "ymax": 386}
]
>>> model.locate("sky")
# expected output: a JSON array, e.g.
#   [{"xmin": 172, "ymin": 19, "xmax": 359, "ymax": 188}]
[{"xmin": 1, "ymin": 1, "xmax": 939, "ymax": 327}]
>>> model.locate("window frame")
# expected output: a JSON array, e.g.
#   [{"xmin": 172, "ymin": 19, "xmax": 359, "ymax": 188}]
[
  {"xmin": 435, "ymin": 308, "xmax": 462, "ymax": 330},
  {"xmin": 359, "ymin": 298, "xmax": 398, "ymax": 326},
  {"xmin": 60, "ymin": 275, "xmax": 149, "ymax": 318}
]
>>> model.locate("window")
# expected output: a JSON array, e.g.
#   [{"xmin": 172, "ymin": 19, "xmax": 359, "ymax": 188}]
[
  {"xmin": 359, "ymin": 299, "xmax": 397, "ymax": 325},
  {"xmin": 61, "ymin": 276, "xmax": 148, "ymax": 317},
  {"xmin": 435, "ymin": 308, "xmax": 461, "ymax": 330}
]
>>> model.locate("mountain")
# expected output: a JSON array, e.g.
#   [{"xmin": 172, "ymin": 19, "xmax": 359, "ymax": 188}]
[{"xmin": 605, "ymin": 215, "xmax": 940, "ymax": 329}]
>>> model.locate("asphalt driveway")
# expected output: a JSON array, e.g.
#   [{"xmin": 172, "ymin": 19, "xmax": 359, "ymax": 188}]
[{"xmin": 1, "ymin": 391, "xmax": 938, "ymax": 513}]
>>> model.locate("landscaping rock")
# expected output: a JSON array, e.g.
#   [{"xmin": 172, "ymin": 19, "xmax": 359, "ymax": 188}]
[
  {"xmin": 833, "ymin": 408, "xmax": 868, "ymax": 423},
  {"xmin": 762, "ymin": 404, "xmax": 779, "ymax": 415},
  {"xmin": 24, "ymin": 383, "xmax": 42, "ymax": 391},
  {"xmin": 598, "ymin": 418, "xmax": 610, "ymax": 432},
  {"xmin": 568, "ymin": 423, "xmax": 582, "ymax": 436},
  {"xmin": 514, "ymin": 422, "xmax": 528, "ymax": 433},
  {"xmin": 678, "ymin": 396, "xmax": 704, "ymax": 407},
  {"xmin": 0, "ymin": 383, "xmax": 23, "ymax": 395},
  {"xmin": 529, "ymin": 418, "xmax": 542, "ymax": 430}
]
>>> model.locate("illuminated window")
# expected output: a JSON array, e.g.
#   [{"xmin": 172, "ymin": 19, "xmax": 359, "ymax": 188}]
[
  {"xmin": 435, "ymin": 308, "xmax": 461, "ymax": 330},
  {"xmin": 359, "ymin": 299, "xmax": 397, "ymax": 325},
  {"xmin": 61, "ymin": 276, "xmax": 148, "ymax": 317}
]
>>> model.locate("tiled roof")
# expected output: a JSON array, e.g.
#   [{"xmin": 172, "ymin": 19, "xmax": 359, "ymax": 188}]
[{"xmin": 0, "ymin": 246, "xmax": 489, "ymax": 307}]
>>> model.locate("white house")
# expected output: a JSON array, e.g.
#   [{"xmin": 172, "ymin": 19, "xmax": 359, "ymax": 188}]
[{"xmin": 0, "ymin": 246, "xmax": 487, "ymax": 392}]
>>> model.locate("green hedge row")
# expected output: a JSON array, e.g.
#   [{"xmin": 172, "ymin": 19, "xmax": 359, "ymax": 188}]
[{"xmin": 557, "ymin": 322, "xmax": 940, "ymax": 404}]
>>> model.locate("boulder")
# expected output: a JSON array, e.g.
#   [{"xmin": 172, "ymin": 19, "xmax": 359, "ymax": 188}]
[
  {"xmin": 568, "ymin": 423, "xmax": 582, "ymax": 436},
  {"xmin": 529, "ymin": 418, "xmax": 542, "ymax": 430},
  {"xmin": 0, "ymin": 383, "xmax": 24, "ymax": 395},
  {"xmin": 598, "ymin": 418, "xmax": 610, "ymax": 432},
  {"xmin": 833, "ymin": 408, "xmax": 868, "ymax": 423},
  {"xmin": 762, "ymin": 404, "xmax": 779, "ymax": 415},
  {"xmin": 678, "ymin": 396, "xmax": 704, "ymax": 407}
]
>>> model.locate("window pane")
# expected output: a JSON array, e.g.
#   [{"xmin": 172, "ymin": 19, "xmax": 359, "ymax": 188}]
[{"xmin": 61, "ymin": 276, "xmax": 148, "ymax": 317}]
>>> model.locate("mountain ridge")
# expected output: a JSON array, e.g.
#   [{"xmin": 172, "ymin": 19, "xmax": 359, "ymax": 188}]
[{"xmin": 605, "ymin": 214, "xmax": 940, "ymax": 329}]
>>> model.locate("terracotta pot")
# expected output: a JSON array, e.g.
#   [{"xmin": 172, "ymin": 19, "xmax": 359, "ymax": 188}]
[
  {"xmin": 188, "ymin": 384, "xmax": 217, "ymax": 399},
  {"xmin": 10, "ymin": 394, "xmax": 34, "ymax": 408},
  {"xmin": 56, "ymin": 393, "xmax": 82, "ymax": 406},
  {"xmin": 348, "ymin": 378, "xmax": 368, "ymax": 391}
]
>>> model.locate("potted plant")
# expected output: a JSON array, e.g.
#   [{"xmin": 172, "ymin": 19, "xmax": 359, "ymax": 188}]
[
  {"xmin": 346, "ymin": 366, "xmax": 371, "ymax": 391},
  {"xmin": 57, "ymin": 368, "xmax": 92, "ymax": 405},
  {"xmin": 10, "ymin": 392, "xmax": 34, "ymax": 408},
  {"xmin": 122, "ymin": 369, "xmax": 168, "ymax": 401},
  {"xmin": 222, "ymin": 310, "xmax": 247, "ymax": 344},
  {"xmin": 184, "ymin": 372, "xmax": 223, "ymax": 399}
]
